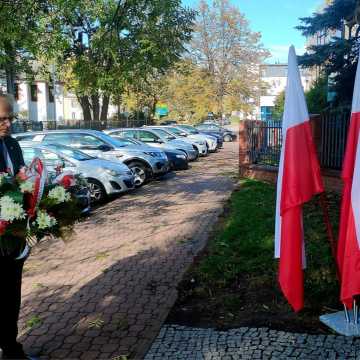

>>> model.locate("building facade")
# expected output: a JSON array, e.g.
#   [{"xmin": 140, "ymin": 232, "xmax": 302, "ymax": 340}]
[
  {"xmin": 0, "ymin": 78, "xmax": 118, "ymax": 123},
  {"xmin": 259, "ymin": 64, "xmax": 312, "ymax": 121}
]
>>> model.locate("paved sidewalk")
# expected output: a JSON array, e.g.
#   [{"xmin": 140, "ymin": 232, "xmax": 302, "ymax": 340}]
[
  {"xmin": 145, "ymin": 325, "xmax": 360, "ymax": 360},
  {"xmin": 16, "ymin": 142, "xmax": 239, "ymax": 359}
]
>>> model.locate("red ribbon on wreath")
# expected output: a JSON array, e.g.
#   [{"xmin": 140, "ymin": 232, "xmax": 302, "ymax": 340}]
[{"xmin": 24, "ymin": 158, "xmax": 47, "ymax": 218}]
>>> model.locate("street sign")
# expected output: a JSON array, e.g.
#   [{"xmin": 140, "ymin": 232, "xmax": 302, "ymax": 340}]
[{"xmin": 156, "ymin": 103, "xmax": 169, "ymax": 116}]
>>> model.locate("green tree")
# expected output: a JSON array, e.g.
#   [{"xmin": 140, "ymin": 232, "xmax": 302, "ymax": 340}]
[
  {"xmin": 272, "ymin": 91, "xmax": 285, "ymax": 120},
  {"xmin": 162, "ymin": 60, "xmax": 217, "ymax": 122},
  {"xmin": 42, "ymin": 0, "xmax": 195, "ymax": 125},
  {"xmin": 305, "ymin": 76, "xmax": 328, "ymax": 114},
  {"xmin": 297, "ymin": 0, "xmax": 358, "ymax": 105},
  {"xmin": 0, "ymin": 1, "xmax": 49, "ymax": 94}
]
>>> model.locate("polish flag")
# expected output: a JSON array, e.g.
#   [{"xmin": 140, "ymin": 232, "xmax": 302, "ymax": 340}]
[
  {"xmin": 274, "ymin": 46, "xmax": 324, "ymax": 312},
  {"xmin": 337, "ymin": 59, "xmax": 360, "ymax": 308}
]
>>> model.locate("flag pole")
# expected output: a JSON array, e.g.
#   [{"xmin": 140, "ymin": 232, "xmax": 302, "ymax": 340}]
[
  {"xmin": 354, "ymin": 298, "xmax": 358, "ymax": 324},
  {"xmin": 344, "ymin": 303, "xmax": 350, "ymax": 323}
]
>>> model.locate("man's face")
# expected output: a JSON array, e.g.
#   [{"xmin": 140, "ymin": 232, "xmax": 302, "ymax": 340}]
[{"xmin": 0, "ymin": 102, "xmax": 13, "ymax": 138}]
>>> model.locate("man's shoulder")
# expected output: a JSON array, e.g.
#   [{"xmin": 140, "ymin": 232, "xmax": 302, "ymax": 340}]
[{"xmin": 5, "ymin": 136, "xmax": 20, "ymax": 146}]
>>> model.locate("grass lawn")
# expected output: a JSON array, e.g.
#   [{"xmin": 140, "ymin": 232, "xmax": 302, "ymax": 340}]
[{"xmin": 167, "ymin": 179, "xmax": 341, "ymax": 333}]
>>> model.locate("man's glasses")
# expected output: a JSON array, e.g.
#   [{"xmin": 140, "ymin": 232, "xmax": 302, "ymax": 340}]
[{"xmin": 0, "ymin": 115, "xmax": 17, "ymax": 124}]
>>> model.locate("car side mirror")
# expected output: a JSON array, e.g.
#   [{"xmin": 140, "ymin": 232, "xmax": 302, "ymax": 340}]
[
  {"xmin": 156, "ymin": 139, "xmax": 164, "ymax": 144},
  {"xmin": 97, "ymin": 144, "xmax": 113, "ymax": 152}
]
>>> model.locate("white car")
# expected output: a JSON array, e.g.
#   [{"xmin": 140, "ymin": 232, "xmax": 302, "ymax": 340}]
[
  {"xmin": 146, "ymin": 126, "xmax": 210, "ymax": 156},
  {"xmin": 20, "ymin": 142, "xmax": 136, "ymax": 203},
  {"xmin": 104, "ymin": 128, "xmax": 199, "ymax": 161},
  {"xmin": 162, "ymin": 126, "xmax": 218, "ymax": 152}
]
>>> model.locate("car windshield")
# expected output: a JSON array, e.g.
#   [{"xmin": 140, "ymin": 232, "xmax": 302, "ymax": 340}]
[
  {"xmin": 95, "ymin": 132, "xmax": 127, "ymax": 147},
  {"xmin": 179, "ymin": 125, "xmax": 199, "ymax": 134},
  {"xmin": 45, "ymin": 144, "xmax": 95, "ymax": 161},
  {"xmin": 166, "ymin": 127, "xmax": 184, "ymax": 136},
  {"xmin": 152, "ymin": 128, "xmax": 176, "ymax": 141},
  {"xmin": 113, "ymin": 136, "xmax": 144, "ymax": 146}
]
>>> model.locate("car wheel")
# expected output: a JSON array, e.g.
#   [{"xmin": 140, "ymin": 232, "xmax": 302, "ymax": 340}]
[
  {"xmin": 87, "ymin": 179, "xmax": 107, "ymax": 203},
  {"xmin": 127, "ymin": 161, "xmax": 148, "ymax": 187},
  {"xmin": 224, "ymin": 134, "xmax": 232, "ymax": 142}
]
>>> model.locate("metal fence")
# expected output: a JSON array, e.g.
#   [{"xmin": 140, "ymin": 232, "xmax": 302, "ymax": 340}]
[
  {"xmin": 247, "ymin": 120, "xmax": 282, "ymax": 167},
  {"xmin": 11, "ymin": 118, "xmax": 151, "ymax": 134},
  {"xmin": 320, "ymin": 107, "xmax": 351, "ymax": 170},
  {"xmin": 246, "ymin": 108, "xmax": 351, "ymax": 170}
]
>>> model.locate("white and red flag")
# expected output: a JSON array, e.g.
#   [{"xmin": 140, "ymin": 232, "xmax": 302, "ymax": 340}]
[
  {"xmin": 274, "ymin": 46, "xmax": 324, "ymax": 312},
  {"xmin": 337, "ymin": 59, "xmax": 360, "ymax": 308}
]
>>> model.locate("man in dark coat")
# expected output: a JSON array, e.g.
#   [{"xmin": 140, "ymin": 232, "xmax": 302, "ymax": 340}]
[{"xmin": 0, "ymin": 94, "xmax": 34, "ymax": 360}]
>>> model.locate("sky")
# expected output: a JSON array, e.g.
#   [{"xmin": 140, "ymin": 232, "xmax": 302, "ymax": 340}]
[{"xmin": 182, "ymin": 0, "xmax": 324, "ymax": 63}]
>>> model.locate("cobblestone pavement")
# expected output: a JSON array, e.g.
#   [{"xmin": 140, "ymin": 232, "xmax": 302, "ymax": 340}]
[
  {"xmin": 15, "ymin": 141, "xmax": 239, "ymax": 359},
  {"xmin": 145, "ymin": 325, "xmax": 360, "ymax": 359}
]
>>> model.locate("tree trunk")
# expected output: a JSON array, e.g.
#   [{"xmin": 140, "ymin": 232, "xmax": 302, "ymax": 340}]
[
  {"xmin": 6, "ymin": 69, "xmax": 15, "ymax": 96},
  {"xmin": 91, "ymin": 94, "xmax": 100, "ymax": 124},
  {"xmin": 78, "ymin": 95, "xmax": 92, "ymax": 128},
  {"xmin": 100, "ymin": 94, "xmax": 110, "ymax": 129},
  {"xmin": 5, "ymin": 45, "xmax": 16, "ymax": 96}
]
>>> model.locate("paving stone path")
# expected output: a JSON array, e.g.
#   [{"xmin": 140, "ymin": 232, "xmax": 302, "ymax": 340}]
[
  {"xmin": 145, "ymin": 325, "xmax": 360, "ymax": 360},
  {"xmin": 15, "ymin": 140, "xmax": 239, "ymax": 359}
]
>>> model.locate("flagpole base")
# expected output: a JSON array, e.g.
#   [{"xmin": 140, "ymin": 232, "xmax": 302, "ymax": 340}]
[{"xmin": 320, "ymin": 311, "xmax": 360, "ymax": 336}]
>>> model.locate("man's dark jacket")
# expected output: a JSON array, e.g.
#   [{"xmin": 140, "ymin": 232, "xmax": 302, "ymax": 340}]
[
  {"xmin": 1, "ymin": 136, "xmax": 25, "ymax": 174},
  {"xmin": 0, "ymin": 136, "xmax": 25, "ymax": 257}
]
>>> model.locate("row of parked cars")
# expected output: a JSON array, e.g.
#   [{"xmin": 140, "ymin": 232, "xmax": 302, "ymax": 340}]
[{"xmin": 14, "ymin": 123, "xmax": 237, "ymax": 211}]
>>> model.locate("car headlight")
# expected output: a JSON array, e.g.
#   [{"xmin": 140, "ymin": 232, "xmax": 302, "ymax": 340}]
[
  {"xmin": 104, "ymin": 168, "xmax": 122, "ymax": 177},
  {"xmin": 176, "ymin": 154, "xmax": 186, "ymax": 159}
]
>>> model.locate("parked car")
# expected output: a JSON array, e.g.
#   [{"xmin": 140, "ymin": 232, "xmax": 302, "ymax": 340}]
[
  {"xmin": 144, "ymin": 126, "xmax": 209, "ymax": 156},
  {"xmin": 202, "ymin": 119, "xmax": 220, "ymax": 125},
  {"xmin": 195, "ymin": 124, "xmax": 237, "ymax": 142},
  {"xmin": 14, "ymin": 130, "xmax": 170, "ymax": 187},
  {"xmin": 112, "ymin": 137, "xmax": 189, "ymax": 171},
  {"xmin": 20, "ymin": 142, "xmax": 136, "ymax": 203},
  {"xmin": 160, "ymin": 120, "xmax": 178, "ymax": 125},
  {"xmin": 104, "ymin": 128, "xmax": 199, "ymax": 161},
  {"xmin": 176, "ymin": 124, "xmax": 223, "ymax": 149},
  {"xmin": 161, "ymin": 125, "xmax": 218, "ymax": 152}
]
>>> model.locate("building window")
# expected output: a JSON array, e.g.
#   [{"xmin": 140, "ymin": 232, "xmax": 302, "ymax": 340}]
[
  {"xmin": 71, "ymin": 99, "xmax": 77, "ymax": 108},
  {"xmin": 30, "ymin": 84, "xmax": 38, "ymax": 102},
  {"xmin": 72, "ymin": 112, "xmax": 76, "ymax": 119},
  {"xmin": 14, "ymin": 83, "xmax": 19, "ymax": 101},
  {"xmin": 48, "ymin": 86, "xmax": 54, "ymax": 103}
]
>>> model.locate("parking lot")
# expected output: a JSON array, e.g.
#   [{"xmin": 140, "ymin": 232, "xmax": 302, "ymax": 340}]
[{"xmin": 17, "ymin": 139, "xmax": 239, "ymax": 359}]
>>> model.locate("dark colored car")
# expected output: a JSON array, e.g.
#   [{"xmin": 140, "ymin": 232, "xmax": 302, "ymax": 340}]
[
  {"xmin": 160, "ymin": 120, "xmax": 178, "ymax": 125},
  {"xmin": 115, "ymin": 137, "xmax": 189, "ymax": 171},
  {"xmin": 195, "ymin": 124, "xmax": 237, "ymax": 142}
]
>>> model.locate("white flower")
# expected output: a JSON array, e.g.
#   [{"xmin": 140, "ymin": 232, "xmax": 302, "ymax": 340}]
[
  {"xmin": 20, "ymin": 180, "xmax": 34, "ymax": 193},
  {"xmin": 48, "ymin": 186, "xmax": 71, "ymax": 204},
  {"xmin": 36, "ymin": 210, "xmax": 57, "ymax": 230},
  {"xmin": 0, "ymin": 195, "xmax": 26, "ymax": 222}
]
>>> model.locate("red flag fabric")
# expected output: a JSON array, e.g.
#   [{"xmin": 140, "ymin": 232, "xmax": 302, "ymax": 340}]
[
  {"xmin": 274, "ymin": 46, "xmax": 324, "ymax": 312},
  {"xmin": 337, "ymin": 59, "xmax": 360, "ymax": 308}
]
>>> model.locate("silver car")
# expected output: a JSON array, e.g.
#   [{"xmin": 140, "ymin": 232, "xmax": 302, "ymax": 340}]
[
  {"xmin": 20, "ymin": 142, "xmax": 136, "ymax": 203},
  {"xmin": 145, "ymin": 126, "xmax": 210, "ymax": 156},
  {"xmin": 14, "ymin": 129, "xmax": 170, "ymax": 187},
  {"xmin": 104, "ymin": 128, "xmax": 199, "ymax": 161},
  {"xmin": 164, "ymin": 126, "xmax": 218, "ymax": 152}
]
